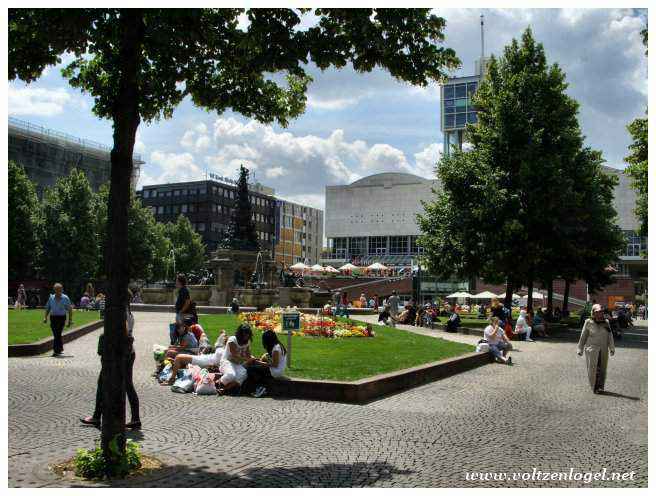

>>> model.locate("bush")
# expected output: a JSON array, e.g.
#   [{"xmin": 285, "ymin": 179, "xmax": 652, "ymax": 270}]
[{"xmin": 73, "ymin": 438, "xmax": 141, "ymax": 479}]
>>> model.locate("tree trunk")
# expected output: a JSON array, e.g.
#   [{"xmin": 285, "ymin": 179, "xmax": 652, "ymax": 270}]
[
  {"xmin": 547, "ymin": 279, "xmax": 554, "ymax": 313},
  {"xmin": 527, "ymin": 278, "xmax": 534, "ymax": 312},
  {"xmin": 504, "ymin": 278, "xmax": 513, "ymax": 309},
  {"xmin": 563, "ymin": 280, "xmax": 570, "ymax": 311},
  {"xmin": 101, "ymin": 8, "xmax": 143, "ymax": 468}
]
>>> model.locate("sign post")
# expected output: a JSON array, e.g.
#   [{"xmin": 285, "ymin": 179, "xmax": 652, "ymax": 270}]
[{"xmin": 281, "ymin": 311, "xmax": 300, "ymax": 368}]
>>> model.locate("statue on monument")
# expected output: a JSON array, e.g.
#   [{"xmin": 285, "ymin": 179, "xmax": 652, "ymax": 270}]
[{"xmin": 218, "ymin": 164, "xmax": 260, "ymax": 252}]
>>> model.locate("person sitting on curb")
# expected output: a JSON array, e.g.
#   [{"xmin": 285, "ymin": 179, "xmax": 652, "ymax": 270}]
[
  {"xmin": 484, "ymin": 316, "xmax": 513, "ymax": 365},
  {"xmin": 164, "ymin": 331, "xmax": 227, "ymax": 385},
  {"xmin": 165, "ymin": 322, "xmax": 199, "ymax": 360},
  {"xmin": 242, "ymin": 329, "xmax": 288, "ymax": 398},
  {"xmin": 513, "ymin": 309, "xmax": 534, "ymax": 342},
  {"xmin": 217, "ymin": 324, "xmax": 255, "ymax": 395}
]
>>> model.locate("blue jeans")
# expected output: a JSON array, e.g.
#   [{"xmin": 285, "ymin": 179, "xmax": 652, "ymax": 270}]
[
  {"xmin": 336, "ymin": 305, "xmax": 349, "ymax": 318},
  {"xmin": 489, "ymin": 341, "xmax": 510, "ymax": 359}
]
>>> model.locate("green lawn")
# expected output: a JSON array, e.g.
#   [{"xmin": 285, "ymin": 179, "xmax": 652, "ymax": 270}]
[
  {"xmin": 197, "ymin": 314, "xmax": 475, "ymax": 381},
  {"xmin": 8, "ymin": 309, "xmax": 102, "ymax": 345}
]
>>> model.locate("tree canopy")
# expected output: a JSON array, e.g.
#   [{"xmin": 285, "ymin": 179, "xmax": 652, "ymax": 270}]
[
  {"xmin": 8, "ymin": 161, "xmax": 43, "ymax": 281},
  {"xmin": 40, "ymin": 169, "xmax": 98, "ymax": 300},
  {"xmin": 418, "ymin": 28, "xmax": 623, "ymax": 303}
]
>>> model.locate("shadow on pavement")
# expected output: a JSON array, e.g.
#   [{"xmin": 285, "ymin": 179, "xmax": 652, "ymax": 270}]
[
  {"xmin": 63, "ymin": 460, "xmax": 413, "ymax": 488},
  {"xmin": 598, "ymin": 391, "xmax": 641, "ymax": 401}
]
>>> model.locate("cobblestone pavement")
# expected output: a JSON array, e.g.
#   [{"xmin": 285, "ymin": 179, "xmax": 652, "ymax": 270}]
[{"xmin": 9, "ymin": 311, "xmax": 647, "ymax": 488}]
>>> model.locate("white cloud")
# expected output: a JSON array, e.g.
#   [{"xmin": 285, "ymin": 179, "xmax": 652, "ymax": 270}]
[
  {"xmin": 8, "ymin": 86, "xmax": 72, "ymax": 116},
  {"xmin": 306, "ymin": 94, "xmax": 360, "ymax": 110},
  {"xmin": 412, "ymin": 143, "xmax": 442, "ymax": 178},
  {"xmin": 147, "ymin": 151, "xmax": 203, "ymax": 184},
  {"xmin": 265, "ymin": 166, "xmax": 286, "ymax": 179}
]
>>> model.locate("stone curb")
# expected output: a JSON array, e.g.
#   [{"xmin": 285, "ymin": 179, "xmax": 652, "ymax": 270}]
[
  {"xmin": 131, "ymin": 304, "xmax": 378, "ymax": 316},
  {"xmin": 270, "ymin": 351, "xmax": 493, "ymax": 404},
  {"xmin": 131, "ymin": 304, "xmax": 258, "ymax": 314},
  {"xmin": 9, "ymin": 320, "xmax": 103, "ymax": 357}
]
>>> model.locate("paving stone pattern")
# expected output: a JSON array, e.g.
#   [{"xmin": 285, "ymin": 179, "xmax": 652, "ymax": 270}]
[{"xmin": 8, "ymin": 311, "xmax": 647, "ymax": 488}]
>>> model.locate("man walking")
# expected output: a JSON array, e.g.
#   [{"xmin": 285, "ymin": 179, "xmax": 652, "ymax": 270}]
[{"xmin": 43, "ymin": 283, "xmax": 73, "ymax": 356}]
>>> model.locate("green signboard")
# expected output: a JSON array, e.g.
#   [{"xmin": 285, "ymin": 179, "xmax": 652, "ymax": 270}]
[{"xmin": 282, "ymin": 312, "xmax": 301, "ymax": 331}]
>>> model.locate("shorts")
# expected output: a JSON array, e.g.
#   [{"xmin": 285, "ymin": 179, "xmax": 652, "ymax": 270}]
[
  {"xmin": 191, "ymin": 348, "xmax": 224, "ymax": 368},
  {"xmin": 219, "ymin": 359, "xmax": 248, "ymax": 386}
]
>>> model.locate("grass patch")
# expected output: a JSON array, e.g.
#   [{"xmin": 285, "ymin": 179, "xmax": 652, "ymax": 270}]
[
  {"xmin": 8, "ymin": 309, "xmax": 102, "ymax": 345},
  {"xmin": 197, "ymin": 313, "xmax": 475, "ymax": 381}
]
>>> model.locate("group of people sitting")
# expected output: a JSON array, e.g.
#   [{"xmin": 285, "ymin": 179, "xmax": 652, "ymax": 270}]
[
  {"xmin": 158, "ymin": 318, "xmax": 287, "ymax": 398},
  {"xmin": 79, "ymin": 292, "xmax": 106, "ymax": 313}
]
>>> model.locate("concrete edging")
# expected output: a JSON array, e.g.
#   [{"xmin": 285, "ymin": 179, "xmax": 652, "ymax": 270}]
[
  {"xmin": 132, "ymin": 304, "xmax": 258, "ymax": 314},
  {"xmin": 9, "ymin": 320, "xmax": 104, "ymax": 357},
  {"xmin": 270, "ymin": 351, "xmax": 493, "ymax": 403}
]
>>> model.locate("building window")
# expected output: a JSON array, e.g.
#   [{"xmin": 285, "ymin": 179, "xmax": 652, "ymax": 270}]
[
  {"xmin": 174, "ymin": 189, "xmax": 180, "ymax": 196},
  {"xmin": 172, "ymin": 204, "xmax": 180, "ymax": 214},
  {"xmin": 181, "ymin": 204, "xmax": 188, "ymax": 213},
  {"xmin": 410, "ymin": 236, "xmax": 423, "ymax": 254},
  {"xmin": 624, "ymin": 230, "xmax": 647, "ymax": 257},
  {"xmin": 369, "ymin": 236, "xmax": 387, "ymax": 255},
  {"xmin": 197, "ymin": 223, "xmax": 205, "ymax": 232},
  {"xmin": 389, "ymin": 236, "xmax": 408, "ymax": 254},
  {"xmin": 199, "ymin": 187, "xmax": 207, "ymax": 195},
  {"xmin": 332, "ymin": 238, "xmax": 347, "ymax": 257},
  {"xmin": 157, "ymin": 206, "xmax": 164, "ymax": 214},
  {"xmin": 189, "ymin": 203, "xmax": 196, "ymax": 213},
  {"xmin": 143, "ymin": 189, "xmax": 150, "ymax": 198},
  {"xmin": 348, "ymin": 237, "xmax": 366, "ymax": 256}
]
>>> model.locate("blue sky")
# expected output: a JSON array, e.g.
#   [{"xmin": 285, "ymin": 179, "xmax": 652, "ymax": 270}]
[{"xmin": 8, "ymin": 8, "xmax": 648, "ymax": 211}]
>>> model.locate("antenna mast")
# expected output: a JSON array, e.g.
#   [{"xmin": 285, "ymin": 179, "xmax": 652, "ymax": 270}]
[{"xmin": 480, "ymin": 14, "xmax": 485, "ymax": 60}]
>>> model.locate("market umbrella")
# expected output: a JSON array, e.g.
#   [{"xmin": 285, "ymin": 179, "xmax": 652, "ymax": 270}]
[
  {"xmin": 367, "ymin": 262, "xmax": 388, "ymax": 270},
  {"xmin": 496, "ymin": 293, "xmax": 521, "ymax": 299},
  {"xmin": 324, "ymin": 265, "xmax": 340, "ymax": 273},
  {"xmin": 522, "ymin": 291, "xmax": 545, "ymax": 300},
  {"xmin": 447, "ymin": 291, "xmax": 473, "ymax": 298},
  {"xmin": 310, "ymin": 264, "xmax": 326, "ymax": 272},
  {"xmin": 338, "ymin": 263, "xmax": 359, "ymax": 271},
  {"xmin": 290, "ymin": 262, "xmax": 309, "ymax": 271},
  {"xmin": 472, "ymin": 291, "xmax": 498, "ymax": 299}
]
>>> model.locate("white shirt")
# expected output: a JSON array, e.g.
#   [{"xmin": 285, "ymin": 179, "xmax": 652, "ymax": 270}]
[
  {"xmin": 222, "ymin": 335, "xmax": 249, "ymax": 363},
  {"xmin": 269, "ymin": 344, "xmax": 287, "ymax": 378},
  {"xmin": 484, "ymin": 325, "xmax": 504, "ymax": 345}
]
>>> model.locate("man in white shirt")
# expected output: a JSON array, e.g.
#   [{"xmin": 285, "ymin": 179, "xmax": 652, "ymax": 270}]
[{"xmin": 484, "ymin": 317, "xmax": 513, "ymax": 365}]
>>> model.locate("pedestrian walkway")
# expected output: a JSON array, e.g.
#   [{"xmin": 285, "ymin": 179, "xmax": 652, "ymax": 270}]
[{"xmin": 8, "ymin": 311, "xmax": 647, "ymax": 487}]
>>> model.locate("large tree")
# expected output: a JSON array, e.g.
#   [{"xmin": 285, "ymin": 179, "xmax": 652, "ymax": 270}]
[
  {"xmin": 8, "ymin": 161, "xmax": 43, "ymax": 281},
  {"xmin": 41, "ymin": 169, "xmax": 98, "ymax": 301},
  {"xmin": 94, "ymin": 184, "xmax": 170, "ymax": 282},
  {"xmin": 164, "ymin": 215, "xmax": 206, "ymax": 277},
  {"xmin": 420, "ymin": 28, "xmax": 582, "ymax": 305},
  {"xmin": 219, "ymin": 165, "xmax": 260, "ymax": 251},
  {"xmin": 9, "ymin": 8, "xmax": 459, "ymax": 468},
  {"xmin": 418, "ymin": 28, "xmax": 622, "ymax": 308}
]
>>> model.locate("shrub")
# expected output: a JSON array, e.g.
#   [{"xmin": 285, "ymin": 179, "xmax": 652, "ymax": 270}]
[{"xmin": 73, "ymin": 438, "xmax": 141, "ymax": 479}]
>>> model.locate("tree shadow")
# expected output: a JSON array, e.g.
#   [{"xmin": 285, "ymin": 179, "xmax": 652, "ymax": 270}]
[
  {"xmin": 62, "ymin": 459, "xmax": 412, "ymax": 488},
  {"xmin": 598, "ymin": 390, "xmax": 641, "ymax": 401}
]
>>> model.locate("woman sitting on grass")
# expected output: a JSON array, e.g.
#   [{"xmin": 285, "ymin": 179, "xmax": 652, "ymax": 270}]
[
  {"xmin": 217, "ymin": 324, "xmax": 254, "ymax": 395},
  {"xmin": 242, "ymin": 329, "xmax": 288, "ymax": 397}
]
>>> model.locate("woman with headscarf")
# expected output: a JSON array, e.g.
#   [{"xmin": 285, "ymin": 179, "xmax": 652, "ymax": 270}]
[
  {"xmin": 513, "ymin": 309, "xmax": 534, "ymax": 342},
  {"xmin": 577, "ymin": 303, "xmax": 616, "ymax": 394}
]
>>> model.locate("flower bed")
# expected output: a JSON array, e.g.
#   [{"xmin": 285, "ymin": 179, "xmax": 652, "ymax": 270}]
[{"xmin": 240, "ymin": 308, "xmax": 374, "ymax": 338}]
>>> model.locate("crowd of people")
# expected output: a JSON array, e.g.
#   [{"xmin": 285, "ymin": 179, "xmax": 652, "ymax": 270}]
[{"xmin": 157, "ymin": 318, "xmax": 287, "ymax": 398}]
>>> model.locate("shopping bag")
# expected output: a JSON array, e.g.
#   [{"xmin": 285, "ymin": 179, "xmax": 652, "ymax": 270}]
[{"xmin": 171, "ymin": 369, "xmax": 195, "ymax": 393}]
